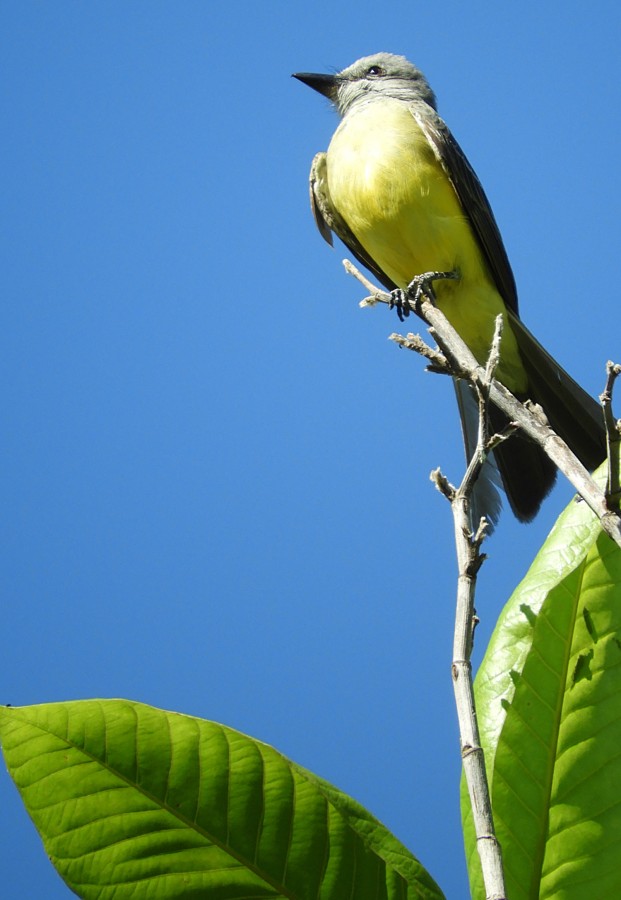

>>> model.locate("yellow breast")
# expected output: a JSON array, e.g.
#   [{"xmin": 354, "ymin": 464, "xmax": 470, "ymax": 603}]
[
  {"xmin": 327, "ymin": 100, "xmax": 473, "ymax": 284},
  {"xmin": 326, "ymin": 99, "xmax": 526, "ymax": 391}
]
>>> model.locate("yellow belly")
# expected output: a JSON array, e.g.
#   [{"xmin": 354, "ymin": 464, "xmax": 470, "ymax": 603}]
[{"xmin": 326, "ymin": 100, "xmax": 526, "ymax": 392}]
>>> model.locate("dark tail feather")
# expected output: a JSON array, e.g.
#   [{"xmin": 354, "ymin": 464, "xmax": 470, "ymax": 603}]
[
  {"xmin": 509, "ymin": 313, "xmax": 606, "ymax": 468},
  {"xmin": 494, "ymin": 313, "xmax": 606, "ymax": 522}
]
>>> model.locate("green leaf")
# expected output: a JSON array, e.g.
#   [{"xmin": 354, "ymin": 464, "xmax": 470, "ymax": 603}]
[
  {"xmin": 0, "ymin": 699, "xmax": 445, "ymax": 899},
  {"xmin": 462, "ymin": 490, "xmax": 621, "ymax": 898}
]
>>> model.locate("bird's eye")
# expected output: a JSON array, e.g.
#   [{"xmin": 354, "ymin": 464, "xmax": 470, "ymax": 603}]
[{"xmin": 366, "ymin": 65, "xmax": 385, "ymax": 77}]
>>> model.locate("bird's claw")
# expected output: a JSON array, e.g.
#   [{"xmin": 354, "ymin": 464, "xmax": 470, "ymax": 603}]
[
  {"xmin": 389, "ymin": 270, "xmax": 459, "ymax": 321},
  {"xmin": 388, "ymin": 289, "xmax": 410, "ymax": 322}
]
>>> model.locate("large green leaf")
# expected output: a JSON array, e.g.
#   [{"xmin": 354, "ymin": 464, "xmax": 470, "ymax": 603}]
[
  {"xmin": 0, "ymin": 699, "xmax": 444, "ymax": 899},
  {"xmin": 462, "ymin": 491, "xmax": 621, "ymax": 898}
]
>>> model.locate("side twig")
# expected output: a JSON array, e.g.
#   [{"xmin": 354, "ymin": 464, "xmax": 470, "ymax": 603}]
[{"xmin": 600, "ymin": 361, "xmax": 621, "ymax": 511}]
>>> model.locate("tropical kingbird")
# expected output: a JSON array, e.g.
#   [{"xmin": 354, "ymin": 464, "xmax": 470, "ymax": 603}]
[{"xmin": 294, "ymin": 52, "xmax": 605, "ymax": 525}]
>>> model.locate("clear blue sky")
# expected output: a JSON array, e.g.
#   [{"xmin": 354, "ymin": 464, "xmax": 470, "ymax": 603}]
[{"xmin": 1, "ymin": 2, "xmax": 619, "ymax": 896}]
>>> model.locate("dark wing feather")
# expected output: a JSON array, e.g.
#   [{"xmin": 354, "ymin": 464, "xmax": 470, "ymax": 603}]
[{"xmin": 413, "ymin": 107, "xmax": 519, "ymax": 316}]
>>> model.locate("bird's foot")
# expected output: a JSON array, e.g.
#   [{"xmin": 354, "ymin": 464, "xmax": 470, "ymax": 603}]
[{"xmin": 389, "ymin": 270, "xmax": 459, "ymax": 321}]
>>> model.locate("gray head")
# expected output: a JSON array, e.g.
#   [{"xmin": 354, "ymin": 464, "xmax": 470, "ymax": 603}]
[{"xmin": 293, "ymin": 52, "xmax": 437, "ymax": 117}]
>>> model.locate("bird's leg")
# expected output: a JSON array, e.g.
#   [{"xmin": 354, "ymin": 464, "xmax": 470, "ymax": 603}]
[{"xmin": 389, "ymin": 270, "xmax": 459, "ymax": 321}]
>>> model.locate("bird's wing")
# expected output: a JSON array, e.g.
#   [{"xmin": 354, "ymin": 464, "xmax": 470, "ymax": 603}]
[
  {"xmin": 309, "ymin": 152, "xmax": 396, "ymax": 291},
  {"xmin": 413, "ymin": 107, "xmax": 519, "ymax": 316}
]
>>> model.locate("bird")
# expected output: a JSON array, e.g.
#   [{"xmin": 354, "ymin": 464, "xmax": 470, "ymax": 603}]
[{"xmin": 293, "ymin": 52, "xmax": 605, "ymax": 527}]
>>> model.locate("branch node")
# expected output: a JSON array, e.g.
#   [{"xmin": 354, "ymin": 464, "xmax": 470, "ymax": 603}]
[
  {"xmin": 390, "ymin": 332, "xmax": 451, "ymax": 373},
  {"xmin": 430, "ymin": 467, "xmax": 456, "ymax": 501},
  {"xmin": 523, "ymin": 399, "xmax": 550, "ymax": 427}
]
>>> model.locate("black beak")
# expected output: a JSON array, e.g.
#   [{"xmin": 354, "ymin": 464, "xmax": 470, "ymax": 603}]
[{"xmin": 292, "ymin": 72, "xmax": 338, "ymax": 100}]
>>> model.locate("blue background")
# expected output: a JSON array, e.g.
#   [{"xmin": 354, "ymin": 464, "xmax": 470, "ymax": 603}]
[{"xmin": 1, "ymin": 2, "xmax": 619, "ymax": 896}]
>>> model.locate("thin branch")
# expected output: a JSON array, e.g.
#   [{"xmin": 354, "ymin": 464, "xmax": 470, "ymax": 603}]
[
  {"xmin": 343, "ymin": 258, "xmax": 381, "ymax": 296},
  {"xmin": 344, "ymin": 260, "xmax": 621, "ymax": 550},
  {"xmin": 449, "ymin": 510, "xmax": 507, "ymax": 900}
]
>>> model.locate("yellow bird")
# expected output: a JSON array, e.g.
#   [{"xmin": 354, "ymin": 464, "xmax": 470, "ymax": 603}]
[{"xmin": 294, "ymin": 52, "xmax": 605, "ymax": 525}]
